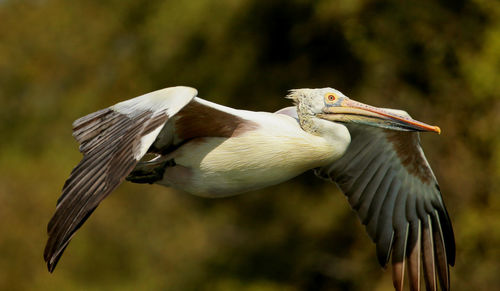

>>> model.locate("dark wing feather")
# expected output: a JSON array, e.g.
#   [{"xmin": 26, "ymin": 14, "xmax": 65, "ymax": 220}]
[
  {"xmin": 315, "ymin": 124, "xmax": 455, "ymax": 291},
  {"xmin": 44, "ymin": 87, "xmax": 197, "ymax": 272}
]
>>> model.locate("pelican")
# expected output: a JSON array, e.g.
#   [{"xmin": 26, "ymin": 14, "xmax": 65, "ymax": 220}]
[{"xmin": 44, "ymin": 86, "xmax": 455, "ymax": 291}]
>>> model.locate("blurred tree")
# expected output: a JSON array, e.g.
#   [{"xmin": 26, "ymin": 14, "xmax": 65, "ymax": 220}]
[{"xmin": 0, "ymin": 0, "xmax": 499, "ymax": 290}]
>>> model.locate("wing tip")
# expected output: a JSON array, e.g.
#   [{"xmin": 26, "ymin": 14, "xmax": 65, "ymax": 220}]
[
  {"xmin": 45, "ymin": 253, "xmax": 60, "ymax": 273},
  {"xmin": 47, "ymin": 261, "xmax": 56, "ymax": 273},
  {"xmin": 376, "ymin": 230, "xmax": 395, "ymax": 268},
  {"xmin": 392, "ymin": 260, "xmax": 405, "ymax": 291},
  {"xmin": 44, "ymin": 234, "xmax": 71, "ymax": 273},
  {"xmin": 43, "ymin": 246, "xmax": 57, "ymax": 273}
]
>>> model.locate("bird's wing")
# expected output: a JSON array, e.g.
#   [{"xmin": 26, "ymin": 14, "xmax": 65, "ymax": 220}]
[
  {"xmin": 275, "ymin": 106, "xmax": 299, "ymax": 120},
  {"xmin": 315, "ymin": 121, "xmax": 455, "ymax": 291},
  {"xmin": 44, "ymin": 86, "xmax": 197, "ymax": 272}
]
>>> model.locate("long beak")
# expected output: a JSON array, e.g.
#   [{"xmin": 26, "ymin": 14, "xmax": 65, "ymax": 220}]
[{"xmin": 319, "ymin": 99, "xmax": 441, "ymax": 134}]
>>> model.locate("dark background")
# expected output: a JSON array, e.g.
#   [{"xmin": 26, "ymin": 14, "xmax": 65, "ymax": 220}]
[{"xmin": 1, "ymin": 0, "xmax": 499, "ymax": 290}]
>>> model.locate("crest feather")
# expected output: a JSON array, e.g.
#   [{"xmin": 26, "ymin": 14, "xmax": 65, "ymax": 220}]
[
  {"xmin": 286, "ymin": 89, "xmax": 299, "ymax": 100},
  {"xmin": 286, "ymin": 89, "xmax": 312, "ymax": 105}
]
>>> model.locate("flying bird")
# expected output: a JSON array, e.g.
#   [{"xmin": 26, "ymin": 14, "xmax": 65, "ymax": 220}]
[{"xmin": 45, "ymin": 86, "xmax": 455, "ymax": 291}]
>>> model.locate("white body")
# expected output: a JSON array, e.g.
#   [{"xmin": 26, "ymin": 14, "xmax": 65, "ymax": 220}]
[{"xmin": 158, "ymin": 108, "xmax": 350, "ymax": 197}]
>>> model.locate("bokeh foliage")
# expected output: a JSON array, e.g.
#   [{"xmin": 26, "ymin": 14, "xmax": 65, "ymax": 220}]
[{"xmin": 1, "ymin": 0, "xmax": 499, "ymax": 290}]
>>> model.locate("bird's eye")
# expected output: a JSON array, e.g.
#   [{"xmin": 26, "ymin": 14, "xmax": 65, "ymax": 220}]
[{"xmin": 325, "ymin": 93, "xmax": 336, "ymax": 103}]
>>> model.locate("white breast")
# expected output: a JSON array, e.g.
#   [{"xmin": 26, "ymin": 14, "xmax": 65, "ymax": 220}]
[{"xmin": 158, "ymin": 112, "xmax": 350, "ymax": 197}]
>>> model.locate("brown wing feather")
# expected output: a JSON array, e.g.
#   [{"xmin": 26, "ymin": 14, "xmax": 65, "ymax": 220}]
[
  {"xmin": 315, "ymin": 124, "xmax": 455, "ymax": 291},
  {"xmin": 44, "ymin": 109, "xmax": 168, "ymax": 272},
  {"xmin": 407, "ymin": 220, "xmax": 422, "ymax": 291},
  {"xmin": 422, "ymin": 216, "xmax": 437, "ymax": 291}
]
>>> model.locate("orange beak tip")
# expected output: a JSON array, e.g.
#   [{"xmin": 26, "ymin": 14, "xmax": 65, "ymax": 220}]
[{"xmin": 434, "ymin": 126, "xmax": 441, "ymax": 135}]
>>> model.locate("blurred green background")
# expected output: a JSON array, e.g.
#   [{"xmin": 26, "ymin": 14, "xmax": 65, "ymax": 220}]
[{"xmin": 1, "ymin": 0, "xmax": 499, "ymax": 290}]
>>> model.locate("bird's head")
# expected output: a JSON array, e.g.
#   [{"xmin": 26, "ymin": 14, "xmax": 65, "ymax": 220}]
[{"xmin": 287, "ymin": 87, "xmax": 441, "ymax": 134}]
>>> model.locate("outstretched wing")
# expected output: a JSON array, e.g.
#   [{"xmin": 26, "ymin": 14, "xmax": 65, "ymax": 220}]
[
  {"xmin": 315, "ymin": 121, "xmax": 455, "ymax": 291},
  {"xmin": 44, "ymin": 86, "xmax": 197, "ymax": 272}
]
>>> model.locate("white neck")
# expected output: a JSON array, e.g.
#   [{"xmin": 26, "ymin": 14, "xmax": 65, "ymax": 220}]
[{"xmin": 309, "ymin": 117, "xmax": 351, "ymax": 158}]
